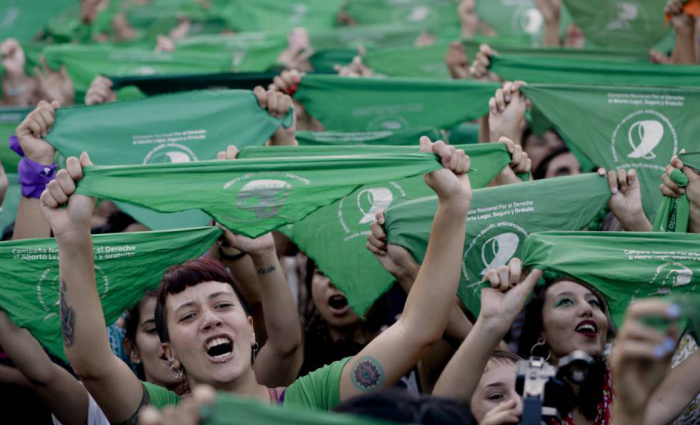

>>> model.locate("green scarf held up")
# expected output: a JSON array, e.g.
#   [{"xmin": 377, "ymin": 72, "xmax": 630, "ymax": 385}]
[
  {"xmin": 386, "ymin": 173, "xmax": 611, "ymax": 316},
  {"xmin": 522, "ymin": 84, "xmax": 700, "ymax": 221},
  {"xmin": 653, "ymin": 152, "xmax": 700, "ymax": 232},
  {"xmin": 344, "ymin": 0, "xmax": 461, "ymax": 31},
  {"xmin": 475, "ymin": 0, "xmax": 572, "ymax": 44},
  {"xmin": 109, "ymin": 72, "xmax": 277, "ymax": 97},
  {"xmin": 42, "ymin": 44, "xmax": 233, "ymax": 102},
  {"xmin": 491, "ymin": 55, "xmax": 700, "ymax": 86},
  {"xmin": 521, "ymin": 231, "xmax": 700, "ymax": 328},
  {"xmin": 202, "ymin": 392, "xmax": 396, "ymax": 425},
  {"xmin": 295, "ymin": 75, "xmax": 499, "ymax": 131},
  {"xmin": 45, "ymin": 89, "xmax": 292, "ymax": 231},
  {"xmin": 363, "ymin": 42, "xmax": 452, "ymax": 79},
  {"xmin": 296, "ymin": 127, "xmax": 441, "ymax": 147},
  {"xmin": 0, "ymin": 227, "xmax": 221, "ymax": 361},
  {"xmin": 563, "ymin": 0, "xmax": 670, "ymax": 49},
  {"xmin": 74, "ymin": 152, "xmax": 446, "ymax": 238},
  {"xmin": 0, "ymin": 0, "xmax": 75, "ymax": 43},
  {"xmin": 241, "ymin": 144, "xmax": 511, "ymax": 316},
  {"xmin": 216, "ymin": 0, "xmax": 343, "ymax": 33},
  {"xmin": 463, "ymin": 41, "xmax": 649, "ymax": 64}
]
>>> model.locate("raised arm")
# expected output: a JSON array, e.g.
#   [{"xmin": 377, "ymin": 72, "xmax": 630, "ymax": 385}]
[
  {"xmin": 433, "ymin": 259, "xmax": 541, "ymax": 404},
  {"xmin": 644, "ymin": 350, "xmax": 700, "ymax": 425},
  {"xmin": 338, "ymin": 137, "xmax": 471, "ymax": 401},
  {"xmin": 666, "ymin": 0, "xmax": 697, "ymax": 65},
  {"xmin": 13, "ymin": 100, "xmax": 59, "ymax": 240},
  {"xmin": 660, "ymin": 152, "xmax": 700, "ymax": 233},
  {"xmin": 0, "ymin": 310, "xmax": 90, "ymax": 425},
  {"xmin": 40, "ymin": 153, "xmax": 147, "ymax": 424},
  {"xmin": 599, "ymin": 168, "xmax": 652, "ymax": 231}
]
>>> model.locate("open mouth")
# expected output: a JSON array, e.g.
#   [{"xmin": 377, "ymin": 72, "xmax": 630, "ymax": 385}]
[
  {"xmin": 205, "ymin": 336, "xmax": 233, "ymax": 362},
  {"xmin": 575, "ymin": 320, "xmax": 598, "ymax": 339},
  {"xmin": 328, "ymin": 294, "xmax": 349, "ymax": 315}
]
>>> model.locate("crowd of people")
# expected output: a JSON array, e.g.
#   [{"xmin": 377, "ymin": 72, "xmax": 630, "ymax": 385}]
[{"xmin": 0, "ymin": 0, "xmax": 699, "ymax": 424}]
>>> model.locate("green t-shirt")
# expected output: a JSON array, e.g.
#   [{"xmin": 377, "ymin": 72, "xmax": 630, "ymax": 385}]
[
  {"xmin": 141, "ymin": 357, "xmax": 349, "ymax": 411},
  {"xmin": 282, "ymin": 357, "xmax": 350, "ymax": 411}
]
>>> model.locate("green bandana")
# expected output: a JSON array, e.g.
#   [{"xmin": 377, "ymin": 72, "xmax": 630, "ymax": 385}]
[
  {"xmin": 0, "ymin": 174, "xmax": 20, "ymax": 237},
  {"xmin": 295, "ymin": 75, "xmax": 498, "ymax": 131},
  {"xmin": 176, "ymin": 32, "xmax": 288, "ymax": 72},
  {"xmin": 43, "ymin": 45, "xmax": 233, "ymax": 102},
  {"xmin": 109, "ymin": 72, "xmax": 277, "ymax": 97},
  {"xmin": 364, "ymin": 42, "xmax": 452, "ymax": 79},
  {"xmin": 463, "ymin": 40, "xmax": 649, "ymax": 63},
  {"xmin": 0, "ymin": 226, "xmax": 221, "ymax": 361},
  {"xmin": 521, "ymin": 231, "xmax": 700, "ymax": 328},
  {"xmin": 217, "ymin": 0, "xmax": 343, "ymax": 33},
  {"xmin": 475, "ymin": 0, "xmax": 572, "ymax": 43},
  {"xmin": 386, "ymin": 174, "xmax": 611, "ymax": 315},
  {"xmin": 653, "ymin": 152, "xmax": 700, "ymax": 232},
  {"xmin": 296, "ymin": 128, "xmax": 441, "ymax": 147},
  {"xmin": 491, "ymin": 55, "xmax": 700, "ymax": 86},
  {"xmin": 274, "ymin": 144, "xmax": 510, "ymax": 316},
  {"xmin": 563, "ymin": 0, "xmax": 670, "ymax": 48},
  {"xmin": 522, "ymin": 84, "xmax": 700, "ymax": 220},
  {"xmin": 0, "ymin": 0, "xmax": 75, "ymax": 42},
  {"xmin": 202, "ymin": 392, "xmax": 393, "ymax": 425},
  {"xmin": 309, "ymin": 49, "xmax": 356, "ymax": 73},
  {"xmin": 344, "ymin": 0, "xmax": 460, "ymax": 32},
  {"xmin": 45, "ymin": 89, "xmax": 292, "ymax": 230},
  {"xmin": 0, "ymin": 107, "xmax": 30, "ymax": 175},
  {"xmin": 74, "ymin": 152, "xmax": 447, "ymax": 238},
  {"xmin": 675, "ymin": 295, "xmax": 700, "ymax": 342},
  {"xmin": 309, "ymin": 24, "xmax": 430, "ymax": 51}
]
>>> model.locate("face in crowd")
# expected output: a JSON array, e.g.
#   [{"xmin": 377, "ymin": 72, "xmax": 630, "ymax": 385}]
[{"xmin": 311, "ymin": 270, "xmax": 363, "ymax": 330}]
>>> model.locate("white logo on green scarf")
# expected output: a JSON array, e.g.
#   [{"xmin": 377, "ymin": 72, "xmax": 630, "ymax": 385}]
[
  {"xmin": 633, "ymin": 263, "xmax": 697, "ymax": 299},
  {"xmin": 119, "ymin": 65, "xmax": 157, "ymax": 75},
  {"xmin": 366, "ymin": 115, "xmax": 409, "ymax": 131},
  {"xmin": 611, "ymin": 110, "xmax": 677, "ymax": 171},
  {"xmin": 463, "ymin": 222, "xmax": 528, "ymax": 289},
  {"xmin": 237, "ymin": 179, "xmax": 293, "ymax": 219},
  {"xmin": 338, "ymin": 183, "xmax": 405, "ymax": 241},
  {"xmin": 607, "ymin": 3, "xmax": 639, "ymax": 30},
  {"xmin": 513, "ymin": 6, "xmax": 543, "ymax": 35},
  {"xmin": 143, "ymin": 143, "xmax": 197, "ymax": 164},
  {"xmin": 0, "ymin": 7, "xmax": 19, "ymax": 28},
  {"xmin": 288, "ymin": 4, "xmax": 308, "ymax": 25},
  {"xmin": 38, "ymin": 266, "xmax": 110, "ymax": 321},
  {"xmin": 392, "ymin": 5, "xmax": 434, "ymax": 23}
]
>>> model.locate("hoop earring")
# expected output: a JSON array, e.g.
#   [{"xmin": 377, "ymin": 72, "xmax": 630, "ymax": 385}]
[
  {"xmin": 251, "ymin": 341, "xmax": 260, "ymax": 363},
  {"xmin": 169, "ymin": 363, "xmax": 184, "ymax": 379},
  {"xmin": 530, "ymin": 338, "xmax": 551, "ymax": 362}
]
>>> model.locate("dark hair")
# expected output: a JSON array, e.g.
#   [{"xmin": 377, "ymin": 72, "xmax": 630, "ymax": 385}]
[
  {"xmin": 123, "ymin": 291, "xmax": 157, "ymax": 380},
  {"xmin": 516, "ymin": 276, "xmax": 614, "ymax": 421},
  {"xmin": 533, "ymin": 145, "xmax": 572, "ymax": 180},
  {"xmin": 334, "ymin": 389, "xmax": 477, "ymax": 425},
  {"xmin": 154, "ymin": 259, "xmax": 252, "ymax": 344}
]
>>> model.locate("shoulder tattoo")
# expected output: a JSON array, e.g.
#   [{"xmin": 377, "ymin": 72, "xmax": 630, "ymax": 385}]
[
  {"xmin": 113, "ymin": 383, "xmax": 151, "ymax": 425},
  {"xmin": 59, "ymin": 279, "xmax": 76, "ymax": 348},
  {"xmin": 351, "ymin": 356, "xmax": 385, "ymax": 391}
]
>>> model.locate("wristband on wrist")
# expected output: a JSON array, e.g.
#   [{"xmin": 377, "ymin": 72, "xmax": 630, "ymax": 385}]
[
  {"xmin": 218, "ymin": 246, "xmax": 247, "ymax": 262},
  {"xmin": 18, "ymin": 157, "xmax": 57, "ymax": 199}
]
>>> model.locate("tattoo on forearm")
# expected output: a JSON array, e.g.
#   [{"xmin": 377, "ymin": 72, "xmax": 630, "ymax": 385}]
[
  {"xmin": 351, "ymin": 356, "xmax": 385, "ymax": 391},
  {"xmin": 256, "ymin": 265, "xmax": 276, "ymax": 275},
  {"xmin": 59, "ymin": 279, "xmax": 76, "ymax": 348}
]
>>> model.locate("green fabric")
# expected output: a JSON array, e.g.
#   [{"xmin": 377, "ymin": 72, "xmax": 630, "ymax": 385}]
[
  {"xmin": 0, "ymin": 227, "xmax": 222, "ymax": 361},
  {"xmin": 309, "ymin": 49, "xmax": 356, "ymax": 73},
  {"xmin": 563, "ymin": 0, "xmax": 670, "ymax": 48},
  {"xmin": 42, "ymin": 44, "xmax": 233, "ymax": 102},
  {"xmin": 653, "ymin": 169, "xmax": 689, "ymax": 232},
  {"xmin": 45, "ymin": 89, "xmax": 291, "ymax": 230},
  {"xmin": 463, "ymin": 40, "xmax": 649, "ymax": 63},
  {"xmin": 282, "ymin": 357, "xmax": 350, "ymax": 411},
  {"xmin": 0, "ymin": 107, "xmax": 31, "ymax": 175},
  {"xmin": 309, "ymin": 24, "xmax": 430, "ymax": 51},
  {"xmin": 491, "ymin": 55, "xmax": 700, "ymax": 86},
  {"xmin": 109, "ymin": 72, "xmax": 277, "ymax": 96},
  {"xmin": 143, "ymin": 381, "xmax": 181, "ymax": 409},
  {"xmin": 344, "ymin": 0, "xmax": 460, "ymax": 31},
  {"xmin": 296, "ymin": 128, "xmax": 440, "ymax": 147},
  {"xmin": 447, "ymin": 123, "xmax": 480, "ymax": 145},
  {"xmin": 522, "ymin": 84, "xmax": 700, "ymax": 220},
  {"xmin": 521, "ymin": 231, "xmax": 700, "ymax": 328},
  {"xmin": 675, "ymin": 295, "xmax": 700, "ymax": 342},
  {"xmin": 74, "ymin": 152, "xmax": 446, "ymax": 238},
  {"xmin": 295, "ymin": 75, "xmax": 498, "ymax": 131},
  {"xmin": 0, "ymin": 0, "xmax": 75, "ymax": 42},
  {"xmin": 364, "ymin": 42, "xmax": 451, "ymax": 79},
  {"xmin": 0, "ymin": 174, "xmax": 20, "ymax": 237},
  {"xmin": 217, "ymin": 0, "xmax": 343, "ymax": 33},
  {"xmin": 275, "ymin": 144, "xmax": 511, "ymax": 316},
  {"xmin": 652, "ymin": 152, "xmax": 700, "ymax": 232},
  {"xmin": 475, "ymin": 0, "xmax": 572, "ymax": 43},
  {"xmin": 176, "ymin": 32, "xmax": 288, "ymax": 72},
  {"xmin": 386, "ymin": 173, "xmax": 611, "ymax": 316}
]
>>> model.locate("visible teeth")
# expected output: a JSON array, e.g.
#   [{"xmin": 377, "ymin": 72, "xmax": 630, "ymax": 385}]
[
  {"xmin": 206, "ymin": 337, "xmax": 231, "ymax": 350},
  {"xmin": 576, "ymin": 324, "xmax": 596, "ymax": 332}
]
